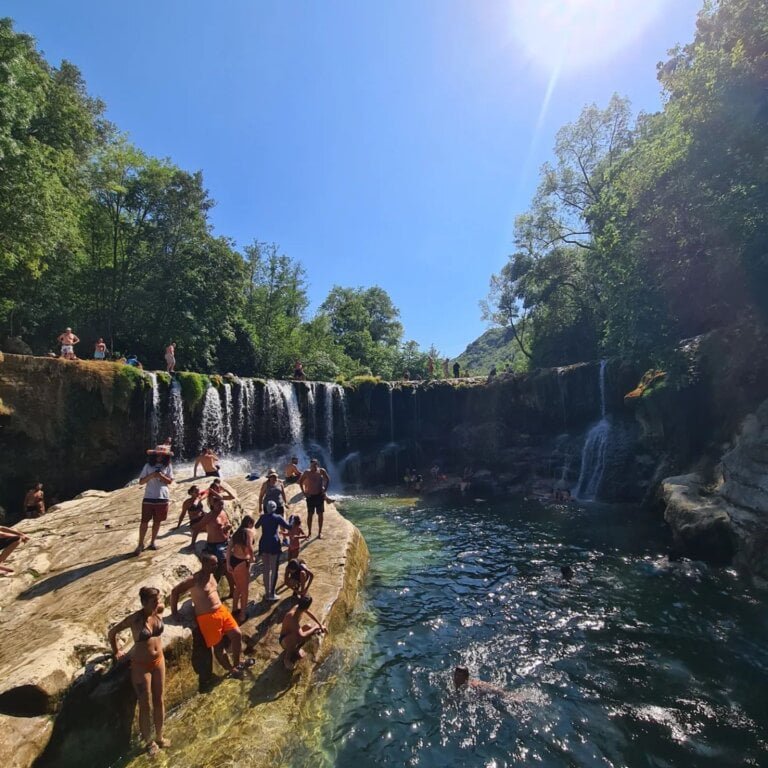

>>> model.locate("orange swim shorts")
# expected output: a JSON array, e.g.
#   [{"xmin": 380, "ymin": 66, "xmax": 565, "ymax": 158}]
[{"xmin": 196, "ymin": 604, "xmax": 238, "ymax": 648}]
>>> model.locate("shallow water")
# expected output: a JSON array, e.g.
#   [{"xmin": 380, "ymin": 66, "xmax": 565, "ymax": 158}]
[{"xmin": 281, "ymin": 496, "xmax": 768, "ymax": 768}]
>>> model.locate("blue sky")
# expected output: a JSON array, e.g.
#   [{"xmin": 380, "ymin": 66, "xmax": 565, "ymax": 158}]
[{"xmin": 6, "ymin": 0, "xmax": 702, "ymax": 357}]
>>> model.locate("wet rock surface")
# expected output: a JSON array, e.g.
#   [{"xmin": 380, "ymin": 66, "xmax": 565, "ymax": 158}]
[{"xmin": 0, "ymin": 475, "xmax": 368, "ymax": 768}]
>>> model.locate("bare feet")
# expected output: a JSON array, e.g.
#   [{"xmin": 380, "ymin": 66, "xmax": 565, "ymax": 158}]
[
  {"xmin": 157, "ymin": 737, "xmax": 171, "ymax": 749},
  {"xmin": 146, "ymin": 741, "xmax": 160, "ymax": 757}
]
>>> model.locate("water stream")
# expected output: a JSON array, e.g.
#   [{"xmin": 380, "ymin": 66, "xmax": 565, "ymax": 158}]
[{"xmin": 574, "ymin": 360, "xmax": 611, "ymax": 500}]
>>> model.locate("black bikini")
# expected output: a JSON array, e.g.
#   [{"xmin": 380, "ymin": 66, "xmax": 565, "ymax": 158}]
[
  {"xmin": 229, "ymin": 553, "xmax": 248, "ymax": 569},
  {"xmin": 137, "ymin": 618, "xmax": 164, "ymax": 642}
]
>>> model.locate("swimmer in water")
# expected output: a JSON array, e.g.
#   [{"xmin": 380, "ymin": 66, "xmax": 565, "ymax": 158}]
[
  {"xmin": 453, "ymin": 666, "xmax": 508, "ymax": 696},
  {"xmin": 560, "ymin": 564, "xmax": 574, "ymax": 582}
]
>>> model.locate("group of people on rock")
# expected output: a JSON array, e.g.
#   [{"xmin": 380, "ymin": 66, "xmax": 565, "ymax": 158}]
[{"xmin": 104, "ymin": 445, "xmax": 331, "ymax": 756}]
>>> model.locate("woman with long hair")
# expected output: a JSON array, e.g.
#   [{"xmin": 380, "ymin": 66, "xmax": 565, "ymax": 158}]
[
  {"xmin": 227, "ymin": 515, "xmax": 256, "ymax": 622},
  {"xmin": 108, "ymin": 586, "xmax": 169, "ymax": 757}
]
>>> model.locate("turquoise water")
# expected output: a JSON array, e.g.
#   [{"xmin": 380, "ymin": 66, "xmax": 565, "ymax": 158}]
[{"xmin": 285, "ymin": 496, "xmax": 768, "ymax": 767}]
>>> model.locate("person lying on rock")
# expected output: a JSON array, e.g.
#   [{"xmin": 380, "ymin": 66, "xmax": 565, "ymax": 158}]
[
  {"xmin": 108, "ymin": 586, "xmax": 170, "ymax": 757},
  {"xmin": 282, "ymin": 557, "xmax": 314, "ymax": 598},
  {"xmin": 201, "ymin": 496, "xmax": 235, "ymax": 599},
  {"xmin": 279, "ymin": 595, "xmax": 327, "ymax": 670},
  {"xmin": 0, "ymin": 525, "xmax": 29, "ymax": 576},
  {"xmin": 171, "ymin": 554, "xmax": 253, "ymax": 678}
]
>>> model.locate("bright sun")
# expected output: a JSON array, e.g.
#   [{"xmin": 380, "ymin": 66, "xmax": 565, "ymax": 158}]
[{"xmin": 509, "ymin": 0, "xmax": 668, "ymax": 74}]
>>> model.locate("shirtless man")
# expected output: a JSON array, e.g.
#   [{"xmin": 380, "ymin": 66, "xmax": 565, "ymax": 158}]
[
  {"xmin": 194, "ymin": 446, "xmax": 221, "ymax": 478},
  {"xmin": 279, "ymin": 595, "xmax": 327, "ymax": 670},
  {"xmin": 57, "ymin": 327, "xmax": 80, "ymax": 359},
  {"xmin": 171, "ymin": 554, "xmax": 248, "ymax": 677},
  {"xmin": 284, "ymin": 457, "xmax": 302, "ymax": 485},
  {"xmin": 201, "ymin": 497, "xmax": 235, "ymax": 598},
  {"xmin": 0, "ymin": 525, "xmax": 29, "ymax": 575},
  {"xmin": 165, "ymin": 343, "xmax": 176, "ymax": 374},
  {"xmin": 93, "ymin": 338, "xmax": 107, "ymax": 360},
  {"xmin": 299, "ymin": 459, "xmax": 330, "ymax": 538},
  {"xmin": 23, "ymin": 483, "xmax": 45, "ymax": 518}
]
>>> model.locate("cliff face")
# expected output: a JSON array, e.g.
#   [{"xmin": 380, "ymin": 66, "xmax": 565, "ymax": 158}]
[{"xmin": 0, "ymin": 355, "xmax": 151, "ymax": 516}]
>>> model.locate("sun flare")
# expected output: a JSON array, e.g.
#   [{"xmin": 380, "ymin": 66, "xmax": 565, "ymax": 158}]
[{"xmin": 510, "ymin": 0, "xmax": 668, "ymax": 74}]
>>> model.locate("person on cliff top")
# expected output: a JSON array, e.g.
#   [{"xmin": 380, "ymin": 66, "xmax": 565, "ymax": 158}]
[
  {"xmin": 293, "ymin": 359, "xmax": 306, "ymax": 380},
  {"xmin": 256, "ymin": 500, "xmax": 291, "ymax": 602},
  {"xmin": 23, "ymin": 483, "xmax": 45, "ymax": 518},
  {"xmin": 259, "ymin": 469, "xmax": 287, "ymax": 513},
  {"xmin": 201, "ymin": 496, "xmax": 235, "ymax": 599},
  {"xmin": 227, "ymin": 515, "xmax": 256, "ymax": 623},
  {"xmin": 194, "ymin": 445, "xmax": 221, "ymax": 478},
  {"xmin": 135, "ymin": 446, "xmax": 174, "ymax": 555},
  {"xmin": 108, "ymin": 586, "xmax": 170, "ymax": 757},
  {"xmin": 453, "ymin": 361, "xmax": 460, "ymax": 378},
  {"xmin": 0, "ymin": 525, "xmax": 29, "ymax": 576},
  {"xmin": 175, "ymin": 485, "xmax": 208, "ymax": 549},
  {"xmin": 165, "ymin": 342, "xmax": 176, "ymax": 374},
  {"xmin": 57, "ymin": 327, "xmax": 80, "ymax": 359},
  {"xmin": 282, "ymin": 557, "xmax": 314, "ymax": 598},
  {"xmin": 299, "ymin": 459, "xmax": 330, "ymax": 539},
  {"xmin": 279, "ymin": 595, "xmax": 327, "ymax": 670},
  {"xmin": 443, "ymin": 358, "xmax": 450, "ymax": 378},
  {"xmin": 284, "ymin": 457, "xmax": 302, "ymax": 485},
  {"xmin": 93, "ymin": 338, "xmax": 107, "ymax": 361},
  {"xmin": 427, "ymin": 356, "xmax": 435, "ymax": 378},
  {"xmin": 171, "ymin": 554, "xmax": 252, "ymax": 678}
]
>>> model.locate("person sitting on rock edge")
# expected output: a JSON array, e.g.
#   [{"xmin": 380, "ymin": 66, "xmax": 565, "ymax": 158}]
[
  {"xmin": 194, "ymin": 446, "xmax": 221, "ymax": 478},
  {"xmin": 108, "ymin": 586, "xmax": 170, "ymax": 757},
  {"xmin": 279, "ymin": 595, "xmax": 327, "ymax": 670},
  {"xmin": 23, "ymin": 483, "xmax": 45, "ymax": 518},
  {"xmin": 283, "ymin": 557, "xmax": 314, "ymax": 598},
  {"xmin": 171, "ymin": 554, "xmax": 253, "ymax": 678}
]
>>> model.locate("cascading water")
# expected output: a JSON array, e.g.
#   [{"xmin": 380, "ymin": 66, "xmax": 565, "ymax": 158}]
[
  {"xmin": 574, "ymin": 360, "xmax": 611, "ymax": 500},
  {"xmin": 388, "ymin": 384, "xmax": 394, "ymax": 442},
  {"xmin": 168, "ymin": 379, "xmax": 185, "ymax": 457},
  {"xmin": 146, "ymin": 372, "xmax": 161, "ymax": 447},
  {"xmin": 338, "ymin": 385, "xmax": 349, "ymax": 450},
  {"xmin": 242, "ymin": 379, "xmax": 257, "ymax": 449},
  {"xmin": 198, "ymin": 386, "xmax": 225, "ymax": 453},
  {"xmin": 264, "ymin": 380, "xmax": 286, "ymax": 442},
  {"xmin": 323, "ymin": 384, "xmax": 335, "ymax": 457},
  {"xmin": 306, "ymin": 382, "xmax": 317, "ymax": 441},
  {"xmin": 221, "ymin": 383, "xmax": 234, "ymax": 454},
  {"xmin": 277, "ymin": 381, "xmax": 303, "ymax": 446}
]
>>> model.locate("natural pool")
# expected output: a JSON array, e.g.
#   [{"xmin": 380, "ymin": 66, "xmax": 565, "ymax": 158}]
[{"xmin": 280, "ymin": 495, "xmax": 768, "ymax": 768}]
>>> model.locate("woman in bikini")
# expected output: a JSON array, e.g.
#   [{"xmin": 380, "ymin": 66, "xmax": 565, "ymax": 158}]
[
  {"xmin": 227, "ymin": 516, "xmax": 256, "ymax": 623},
  {"xmin": 175, "ymin": 485, "xmax": 208, "ymax": 549},
  {"xmin": 108, "ymin": 587, "xmax": 170, "ymax": 757}
]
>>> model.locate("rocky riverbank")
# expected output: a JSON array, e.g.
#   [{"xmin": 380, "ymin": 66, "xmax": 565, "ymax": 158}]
[{"xmin": 0, "ymin": 475, "xmax": 369, "ymax": 768}]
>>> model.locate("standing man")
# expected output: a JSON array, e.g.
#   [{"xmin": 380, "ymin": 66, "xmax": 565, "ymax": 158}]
[
  {"xmin": 201, "ymin": 496, "xmax": 235, "ymax": 599},
  {"xmin": 57, "ymin": 327, "xmax": 80, "ymax": 360},
  {"xmin": 135, "ymin": 447, "xmax": 174, "ymax": 555},
  {"xmin": 170, "ymin": 554, "xmax": 247, "ymax": 677},
  {"xmin": 194, "ymin": 446, "xmax": 221, "ymax": 478},
  {"xmin": 442, "ymin": 358, "xmax": 449, "ymax": 378},
  {"xmin": 453, "ymin": 361, "xmax": 460, "ymax": 378},
  {"xmin": 165, "ymin": 343, "xmax": 176, "ymax": 374},
  {"xmin": 299, "ymin": 458, "xmax": 330, "ymax": 539},
  {"xmin": 93, "ymin": 338, "xmax": 107, "ymax": 360}
]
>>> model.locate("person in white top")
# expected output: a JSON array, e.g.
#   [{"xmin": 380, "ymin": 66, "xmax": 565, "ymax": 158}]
[{"xmin": 135, "ymin": 446, "xmax": 174, "ymax": 555}]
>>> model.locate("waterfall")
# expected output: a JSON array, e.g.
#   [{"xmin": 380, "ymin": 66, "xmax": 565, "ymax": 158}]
[
  {"xmin": 388, "ymin": 384, "xmax": 394, "ymax": 442},
  {"xmin": 221, "ymin": 383, "xmax": 234, "ymax": 454},
  {"xmin": 233, "ymin": 379, "xmax": 245, "ymax": 452},
  {"xmin": 168, "ymin": 379, "xmax": 185, "ymax": 457},
  {"xmin": 574, "ymin": 360, "xmax": 611, "ymax": 500},
  {"xmin": 306, "ymin": 382, "xmax": 317, "ymax": 441},
  {"xmin": 146, "ymin": 372, "xmax": 161, "ymax": 447},
  {"xmin": 242, "ymin": 379, "xmax": 257, "ymax": 449},
  {"xmin": 323, "ymin": 384, "xmax": 335, "ymax": 457},
  {"xmin": 338, "ymin": 385, "xmax": 349, "ymax": 449},
  {"xmin": 557, "ymin": 368, "xmax": 567, "ymax": 427},
  {"xmin": 198, "ymin": 386, "xmax": 225, "ymax": 453},
  {"xmin": 264, "ymin": 380, "xmax": 303, "ymax": 446},
  {"xmin": 264, "ymin": 380, "xmax": 285, "ymax": 442}
]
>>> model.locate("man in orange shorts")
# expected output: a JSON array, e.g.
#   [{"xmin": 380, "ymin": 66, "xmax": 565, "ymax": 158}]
[{"xmin": 170, "ymin": 554, "xmax": 252, "ymax": 677}]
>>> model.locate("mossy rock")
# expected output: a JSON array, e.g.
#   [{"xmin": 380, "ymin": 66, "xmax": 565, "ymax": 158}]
[
  {"xmin": 177, "ymin": 372, "xmax": 210, "ymax": 414},
  {"xmin": 113, "ymin": 365, "xmax": 147, "ymax": 413}
]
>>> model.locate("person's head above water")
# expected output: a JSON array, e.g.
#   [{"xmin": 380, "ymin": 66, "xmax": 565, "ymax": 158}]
[
  {"xmin": 561, "ymin": 564, "xmax": 574, "ymax": 581},
  {"xmin": 453, "ymin": 666, "xmax": 470, "ymax": 688}
]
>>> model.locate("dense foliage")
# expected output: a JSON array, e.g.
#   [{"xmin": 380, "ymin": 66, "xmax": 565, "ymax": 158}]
[
  {"xmin": 0, "ymin": 18, "xmax": 440, "ymax": 379},
  {"xmin": 484, "ymin": 0, "xmax": 768, "ymax": 369}
]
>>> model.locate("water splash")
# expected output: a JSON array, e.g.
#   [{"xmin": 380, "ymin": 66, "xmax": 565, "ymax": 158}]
[
  {"xmin": 221, "ymin": 382, "xmax": 234, "ymax": 454},
  {"xmin": 574, "ymin": 360, "xmax": 611, "ymax": 500}
]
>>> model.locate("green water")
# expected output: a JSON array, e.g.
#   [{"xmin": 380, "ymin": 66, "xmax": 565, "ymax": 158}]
[{"xmin": 280, "ymin": 495, "xmax": 768, "ymax": 768}]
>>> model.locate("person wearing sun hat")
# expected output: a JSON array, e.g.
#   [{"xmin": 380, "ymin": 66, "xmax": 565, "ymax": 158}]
[
  {"xmin": 258, "ymin": 468, "xmax": 287, "ymax": 513},
  {"xmin": 135, "ymin": 445, "xmax": 174, "ymax": 555}
]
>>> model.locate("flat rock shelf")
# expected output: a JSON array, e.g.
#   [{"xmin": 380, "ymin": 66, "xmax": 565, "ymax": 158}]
[{"xmin": 0, "ymin": 476, "xmax": 369, "ymax": 768}]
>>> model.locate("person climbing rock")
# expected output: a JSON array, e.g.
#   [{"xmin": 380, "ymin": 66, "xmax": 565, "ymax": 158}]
[
  {"xmin": 108, "ymin": 587, "xmax": 170, "ymax": 757},
  {"xmin": 279, "ymin": 595, "xmax": 327, "ymax": 670}
]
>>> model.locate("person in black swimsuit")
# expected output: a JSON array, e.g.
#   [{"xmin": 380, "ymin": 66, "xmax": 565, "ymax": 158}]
[
  {"xmin": 175, "ymin": 485, "xmax": 208, "ymax": 548},
  {"xmin": 108, "ymin": 587, "xmax": 169, "ymax": 757}
]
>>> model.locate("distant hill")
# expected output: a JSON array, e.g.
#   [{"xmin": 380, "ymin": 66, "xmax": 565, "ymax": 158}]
[{"xmin": 453, "ymin": 326, "xmax": 523, "ymax": 375}]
